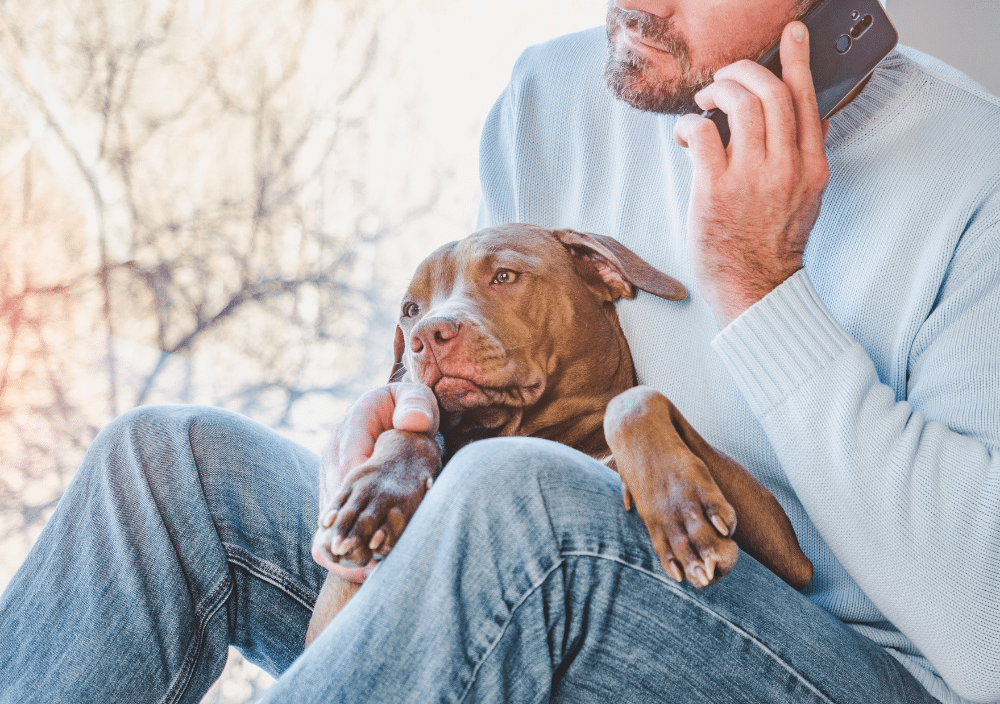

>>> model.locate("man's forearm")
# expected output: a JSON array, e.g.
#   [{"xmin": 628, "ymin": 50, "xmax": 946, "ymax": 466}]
[{"xmin": 713, "ymin": 269, "xmax": 1000, "ymax": 701}]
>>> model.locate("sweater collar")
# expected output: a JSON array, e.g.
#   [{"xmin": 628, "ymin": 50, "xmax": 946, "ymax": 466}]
[{"xmin": 824, "ymin": 49, "xmax": 920, "ymax": 149}]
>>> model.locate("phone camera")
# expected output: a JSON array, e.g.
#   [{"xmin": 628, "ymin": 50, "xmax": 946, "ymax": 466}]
[
  {"xmin": 836, "ymin": 34, "xmax": 852, "ymax": 54},
  {"xmin": 851, "ymin": 10, "xmax": 860, "ymax": 19},
  {"xmin": 849, "ymin": 14, "xmax": 874, "ymax": 39}
]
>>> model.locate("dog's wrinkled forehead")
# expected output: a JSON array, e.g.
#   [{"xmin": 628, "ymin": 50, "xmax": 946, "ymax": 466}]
[
  {"xmin": 408, "ymin": 240, "xmax": 459, "ymax": 297},
  {"xmin": 407, "ymin": 226, "xmax": 563, "ymax": 299}
]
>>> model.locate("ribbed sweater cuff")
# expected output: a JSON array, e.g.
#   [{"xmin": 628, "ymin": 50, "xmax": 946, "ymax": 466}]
[{"xmin": 711, "ymin": 270, "xmax": 856, "ymax": 416}]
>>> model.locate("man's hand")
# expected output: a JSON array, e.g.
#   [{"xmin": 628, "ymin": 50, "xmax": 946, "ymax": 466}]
[
  {"xmin": 673, "ymin": 21, "xmax": 829, "ymax": 327},
  {"xmin": 311, "ymin": 383, "xmax": 440, "ymax": 574}
]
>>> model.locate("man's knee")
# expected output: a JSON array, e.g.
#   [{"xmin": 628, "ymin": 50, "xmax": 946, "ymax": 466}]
[
  {"xmin": 88, "ymin": 405, "xmax": 273, "ymax": 492},
  {"xmin": 104, "ymin": 403, "xmax": 287, "ymax": 454}
]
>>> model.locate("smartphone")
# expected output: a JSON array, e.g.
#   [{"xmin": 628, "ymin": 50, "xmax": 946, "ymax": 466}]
[{"xmin": 703, "ymin": 0, "xmax": 898, "ymax": 147}]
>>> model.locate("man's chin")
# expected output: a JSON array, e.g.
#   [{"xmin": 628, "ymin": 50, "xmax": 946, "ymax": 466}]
[{"xmin": 604, "ymin": 55, "xmax": 703, "ymax": 115}]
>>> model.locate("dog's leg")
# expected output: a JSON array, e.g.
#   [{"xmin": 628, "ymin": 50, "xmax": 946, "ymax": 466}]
[
  {"xmin": 661, "ymin": 394, "xmax": 814, "ymax": 589},
  {"xmin": 319, "ymin": 429, "xmax": 441, "ymax": 567},
  {"xmin": 307, "ymin": 429, "xmax": 440, "ymax": 644},
  {"xmin": 605, "ymin": 386, "xmax": 812, "ymax": 589},
  {"xmin": 305, "ymin": 574, "xmax": 361, "ymax": 647}
]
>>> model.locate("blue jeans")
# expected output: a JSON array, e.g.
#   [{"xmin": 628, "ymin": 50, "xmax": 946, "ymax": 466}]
[{"xmin": 0, "ymin": 406, "xmax": 937, "ymax": 703}]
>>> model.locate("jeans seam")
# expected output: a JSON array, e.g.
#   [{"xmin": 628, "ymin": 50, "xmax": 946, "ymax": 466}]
[
  {"xmin": 158, "ymin": 574, "xmax": 233, "ymax": 704},
  {"xmin": 562, "ymin": 550, "xmax": 836, "ymax": 704},
  {"xmin": 224, "ymin": 543, "xmax": 319, "ymax": 611},
  {"xmin": 456, "ymin": 558, "xmax": 566, "ymax": 704}
]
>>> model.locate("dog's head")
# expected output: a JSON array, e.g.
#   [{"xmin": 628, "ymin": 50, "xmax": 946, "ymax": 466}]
[{"xmin": 392, "ymin": 224, "xmax": 686, "ymax": 446}]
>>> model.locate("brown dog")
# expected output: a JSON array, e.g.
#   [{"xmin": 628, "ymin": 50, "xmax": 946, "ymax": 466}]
[{"xmin": 306, "ymin": 224, "xmax": 811, "ymax": 645}]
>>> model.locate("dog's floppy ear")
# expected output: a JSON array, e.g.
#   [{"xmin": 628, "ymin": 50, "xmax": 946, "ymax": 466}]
[
  {"xmin": 552, "ymin": 229, "xmax": 687, "ymax": 302},
  {"xmin": 389, "ymin": 325, "xmax": 409, "ymax": 383}
]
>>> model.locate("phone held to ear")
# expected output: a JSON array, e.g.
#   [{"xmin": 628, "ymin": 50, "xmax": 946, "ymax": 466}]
[{"xmin": 703, "ymin": 0, "xmax": 898, "ymax": 147}]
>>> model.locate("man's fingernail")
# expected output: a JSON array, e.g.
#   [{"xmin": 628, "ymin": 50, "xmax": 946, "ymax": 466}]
[
  {"xmin": 395, "ymin": 402, "xmax": 434, "ymax": 429},
  {"xmin": 398, "ymin": 401, "xmax": 432, "ymax": 417},
  {"xmin": 792, "ymin": 23, "xmax": 806, "ymax": 42}
]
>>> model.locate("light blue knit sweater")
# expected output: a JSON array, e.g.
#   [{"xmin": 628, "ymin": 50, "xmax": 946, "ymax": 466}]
[{"xmin": 476, "ymin": 27, "xmax": 1000, "ymax": 704}]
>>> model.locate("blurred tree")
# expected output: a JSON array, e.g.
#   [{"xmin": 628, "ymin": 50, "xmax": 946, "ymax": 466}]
[
  {"xmin": 0, "ymin": 0, "xmax": 438, "ymax": 699},
  {"xmin": 0, "ymin": 0, "xmax": 432, "ymax": 525},
  {"xmin": 0, "ymin": 0, "xmax": 606, "ymax": 699}
]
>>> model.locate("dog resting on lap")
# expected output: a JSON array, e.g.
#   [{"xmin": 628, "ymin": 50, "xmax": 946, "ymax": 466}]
[{"xmin": 307, "ymin": 224, "xmax": 812, "ymax": 645}]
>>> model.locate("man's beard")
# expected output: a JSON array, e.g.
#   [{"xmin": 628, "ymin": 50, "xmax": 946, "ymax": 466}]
[
  {"xmin": 603, "ymin": 1, "xmax": 819, "ymax": 114},
  {"xmin": 605, "ymin": 2, "xmax": 805, "ymax": 115},
  {"xmin": 603, "ymin": 4, "xmax": 713, "ymax": 115}
]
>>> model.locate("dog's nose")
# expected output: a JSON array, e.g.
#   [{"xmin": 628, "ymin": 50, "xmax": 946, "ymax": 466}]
[{"xmin": 411, "ymin": 316, "xmax": 461, "ymax": 354}]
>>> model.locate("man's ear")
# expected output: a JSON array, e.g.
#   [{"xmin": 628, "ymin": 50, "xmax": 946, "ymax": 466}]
[
  {"xmin": 389, "ymin": 325, "xmax": 409, "ymax": 383},
  {"xmin": 551, "ymin": 229, "xmax": 687, "ymax": 302}
]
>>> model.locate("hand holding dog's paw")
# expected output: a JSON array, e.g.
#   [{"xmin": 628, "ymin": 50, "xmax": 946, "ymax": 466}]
[
  {"xmin": 606, "ymin": 387, "xmax": 738, "ymax": 588},
  {"xmin": 313, "ymin": 429, "xmax": 441, "ymax": 568},
  {"xmin": 313, "ymin": 383, "xmax": 439, "ymax": 573}
]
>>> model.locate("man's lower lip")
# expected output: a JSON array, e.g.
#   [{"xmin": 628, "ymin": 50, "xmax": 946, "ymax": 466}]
[{"xmin": 621, "ymin": 26, "xmax": 670, "ymax": 56}]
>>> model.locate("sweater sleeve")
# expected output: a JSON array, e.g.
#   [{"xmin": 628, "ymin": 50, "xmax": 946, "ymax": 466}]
[{"xmin": 712, "ymin": 237, "xmax": 1000, "ymax": 702}]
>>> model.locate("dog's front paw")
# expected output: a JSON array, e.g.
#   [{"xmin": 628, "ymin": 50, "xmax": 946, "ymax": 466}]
[
  {"xmin": 606, "ymin": 387, "xmax": 738, "ymax": 587},
  {"xmin": 626, "ymin": 474, "xmax": 739, "ymax": 588},
  {"xmin": 315, "ymin": 429, "xmax": 441, "ymax": 567}
]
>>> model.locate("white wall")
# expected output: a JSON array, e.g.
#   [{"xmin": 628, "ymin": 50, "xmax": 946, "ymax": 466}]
[{"xmin": 886, "ymin": 0, "xmax": 1000, "ymax": 95}]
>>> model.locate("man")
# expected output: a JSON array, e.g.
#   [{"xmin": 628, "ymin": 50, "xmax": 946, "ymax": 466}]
[{"xmin": 1, "ymin": 2, "xmax": 998, "ymax": 704}]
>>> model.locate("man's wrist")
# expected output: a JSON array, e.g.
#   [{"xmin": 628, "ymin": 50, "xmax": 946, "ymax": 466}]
[
  {"xmin": 711, "ymin": 269, "xmax": 854, "ymax": 414},
  {"xmin": 701, "ymin": 264, "xmax": 805, "ymax": 328}
]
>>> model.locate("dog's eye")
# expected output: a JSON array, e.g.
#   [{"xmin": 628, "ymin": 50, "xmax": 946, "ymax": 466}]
[
  {"xmin": 492, "ymin": 269, "xmax": 519, "ymax": 285},
  {"xmin": 402, "ymin": 302, "xmax": 419, "ymax": 318}
]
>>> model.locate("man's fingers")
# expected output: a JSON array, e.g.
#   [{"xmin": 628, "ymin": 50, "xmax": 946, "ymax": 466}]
[
  {"xmin": 709, "ymin": 60, "xmax": 796, "ymax": 157},
  {"xmin": 779, "ymin": 21, "xmax": 825, "ymax": 154},
  {"xmin": 332, "ymin": 387, "xmax": 396, "ymax": 478},
  {"xmin": 673, "ymin": 113, "xmax": 728, "ymax": 178},
  {"xmin": 311, "ymin": 529, "xmax": 338, "ymax": 570},
  {"xmin": 389, "ymin": 383, "xmax": 439, "ymax": 435},
  {"xmin": 334, "ymin": 382, "xmax": 436, "ymax": 478},
  {"xmin": 694, "ymin": 77, "xmax": 768, "ymax": 160},
  {"xmin": 321, "ymin": 382, "xmax": 438, "ymax": 512}
]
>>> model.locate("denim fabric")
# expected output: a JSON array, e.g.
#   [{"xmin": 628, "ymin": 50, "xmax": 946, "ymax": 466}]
[
  {"xmin": 267, "ymin": 435, "xmax": 938, "ymax": 704},
  {"xmin": 1, "ymin": 408, "xmax": 938, "ymax": 703},
  {"xmin": 0, "ymin": 406, "xmax": 326, "ymax": 703}
]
